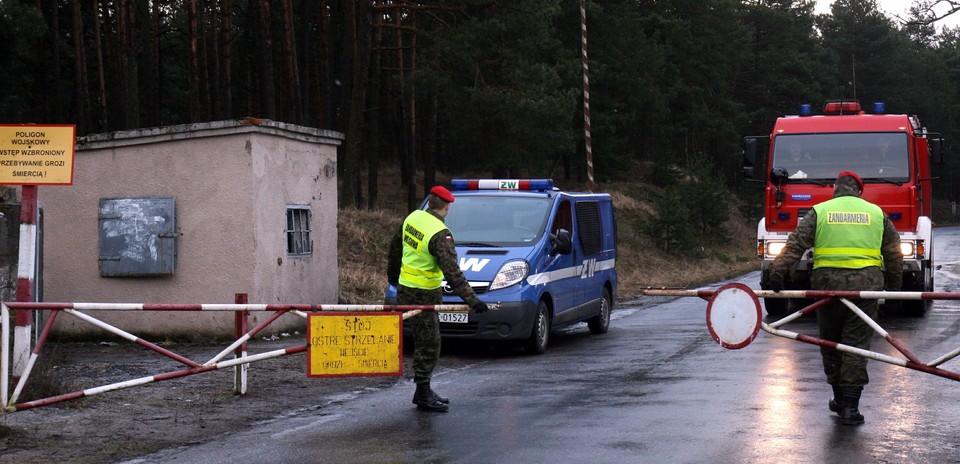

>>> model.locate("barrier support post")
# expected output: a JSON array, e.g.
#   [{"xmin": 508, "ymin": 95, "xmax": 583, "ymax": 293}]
[
  {"xmin": 13, "ymin": 185, "xmax": 38, "ymax": 380},
  {"xmin": 234, "ymin": 293, "xmax": 249, "ymax": 395}
]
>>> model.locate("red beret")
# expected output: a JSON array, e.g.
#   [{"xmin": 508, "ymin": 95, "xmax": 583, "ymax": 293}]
[
  {"xmin": 837, "ymin": 170, "xmax": 863, "ymax": 190},
  {"xmin": 430, "ymin": 185, "xmax": 455, "ymax": 203}
]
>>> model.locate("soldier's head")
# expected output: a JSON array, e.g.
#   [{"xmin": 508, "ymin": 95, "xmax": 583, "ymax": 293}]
[
  {"xmin": 428, "ymin": 185, "xmax": 455, "ymax": 216},
  {"xmin": 834, "ymin": 170, "xmax": 863, "ymax": 198}
]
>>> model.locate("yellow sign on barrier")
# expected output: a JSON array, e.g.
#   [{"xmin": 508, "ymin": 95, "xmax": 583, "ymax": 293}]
[
  {"xmin": 307, "ymin": 312, "xmax": 403, "ymax": 377},
  {"xmin": 0, "ymin": 125, "xmax": 76, "ymax": 185}
]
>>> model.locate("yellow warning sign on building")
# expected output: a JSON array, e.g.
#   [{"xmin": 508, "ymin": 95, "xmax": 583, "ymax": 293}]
[
  {"xmin": 307, "ymin": 312, "xmax": 403, "ymax": 377},
  {"xmin": 0, "ymin": 125, "xmax": 76, "ymax": 185}
]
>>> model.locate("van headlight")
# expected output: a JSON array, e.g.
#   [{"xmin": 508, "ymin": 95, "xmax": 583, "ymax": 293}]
[{"xmin": 488, "ymin": 259, "xmax": 529, "ymax": 291}]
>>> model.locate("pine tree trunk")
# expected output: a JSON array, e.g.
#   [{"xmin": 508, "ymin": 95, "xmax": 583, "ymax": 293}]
[
  {"xmin": 72, "ymin": 0, "xmax": 91, "ymax": 134},
  {"xmin": 92, "ymin": 0, "xmax": 108, "ymax": 130},
  {"xmin": 280, "ymin": 0, "xmax": 302, "ymax": 123},
  {"xmin": 256, "ymin": 0, "xmax": 277, "ymax": 119}
]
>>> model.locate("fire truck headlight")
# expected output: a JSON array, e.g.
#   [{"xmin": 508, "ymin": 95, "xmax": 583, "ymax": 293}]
[
  {"xmin": 489, "ymin": 259, "xmax": 529, "ymax": 291},
  {"xmin": 900, "ymin": 241, "xmax": 915, "ymax": 257},
  {"xmin": 766, "ymin": 241, "xmax": 787, "ymax": 257}
]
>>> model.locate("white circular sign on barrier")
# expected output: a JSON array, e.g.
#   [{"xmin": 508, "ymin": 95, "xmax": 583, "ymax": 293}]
[{"xmin": 706, "ymin": 283, "xmax": 762, "ymax": 350}]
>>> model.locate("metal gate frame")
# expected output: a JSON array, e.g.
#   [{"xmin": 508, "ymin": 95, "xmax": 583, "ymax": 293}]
[
  {"xmin": 1, "ymin": 300, "xmax": 470, "ymax": 413},
  {"xmin": 641, "ymin": 288, "xmax": 960, "ymax": 382}
]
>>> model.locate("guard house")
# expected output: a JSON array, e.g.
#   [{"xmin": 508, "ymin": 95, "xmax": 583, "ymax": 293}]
[{"xmin": 37, "ymin": 119, "xmax": 343, "ymax": 338}]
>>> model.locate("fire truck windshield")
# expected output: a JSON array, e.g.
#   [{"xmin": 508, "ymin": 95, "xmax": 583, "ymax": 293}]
[{"xmin": 772, "ymin": 133, "xmax": 909, "ymax": 182}]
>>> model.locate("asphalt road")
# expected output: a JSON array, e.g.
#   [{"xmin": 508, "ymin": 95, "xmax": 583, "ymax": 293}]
[{"xmin": 125, "ymin": 228, "xmax": 960, "ymax": 464}]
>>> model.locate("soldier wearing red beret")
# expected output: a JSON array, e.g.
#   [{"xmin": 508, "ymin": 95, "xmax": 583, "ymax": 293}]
[
  {"xmin": 387, "ymin": 185, "xmax": 488, "ymax": 412},
  {"xmin": 769, "ymin": 171, "xmax": 902, "ymax": 425}
]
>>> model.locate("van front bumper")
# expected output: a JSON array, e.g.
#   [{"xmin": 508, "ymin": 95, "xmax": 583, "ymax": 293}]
[{"xmin": 401, "ymin": 300, "xmax": 538, "ymax": 341}]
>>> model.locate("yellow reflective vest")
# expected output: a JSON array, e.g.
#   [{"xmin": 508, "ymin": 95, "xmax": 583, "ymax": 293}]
[
  {"xmin": 399, "ymin": 210, "xmax": 447, "ymax": 289},
  {"xmin": 812, "ymin": 196, "xmax": 884, "ymax": 269}
]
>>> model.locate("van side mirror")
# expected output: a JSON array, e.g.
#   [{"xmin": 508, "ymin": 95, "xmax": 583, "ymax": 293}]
[{"xmin": 549, "ymin": 229, "xmax": 572, "ymax": 256}]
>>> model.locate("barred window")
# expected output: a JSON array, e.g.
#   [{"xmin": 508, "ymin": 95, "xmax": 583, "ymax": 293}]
[{"xmin": 286, "ymin": 206, "xmax": 312, "ymax": 256}]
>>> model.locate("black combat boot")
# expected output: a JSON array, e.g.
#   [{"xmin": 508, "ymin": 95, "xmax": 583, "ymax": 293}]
[
  {"xmin": 411, "ymin": 382, "xmax": 450, "ymax": 406},
  {"xmin": 828, "ymin": 385, "xmax": 844, "ymax": 416},
  {"xmin": 840, "ymin": 388, "xmax": 865, "ymax": 425},
  {"xmin": 412, "ymin": 382, "xmax": 449, "ymax": 412}
]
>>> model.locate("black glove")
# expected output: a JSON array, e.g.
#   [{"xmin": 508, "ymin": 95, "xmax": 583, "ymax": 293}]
[
  {"xmin": 769, "ymin": 273, "xmax": 784, "ymax": 292},
  {"xmin": 471, "ymin": 301, "xmax": 490, "ymax": 314}
]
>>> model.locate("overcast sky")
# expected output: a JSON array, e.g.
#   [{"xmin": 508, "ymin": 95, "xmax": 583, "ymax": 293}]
[{"xmin": 814, "ymin": 0, "xmax": 960, "ymax": 29}]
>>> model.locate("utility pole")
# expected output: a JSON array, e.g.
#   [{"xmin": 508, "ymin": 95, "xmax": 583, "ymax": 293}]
[{"xmin": 579, "ymin": 0, "xmax": 594, "ymax": 192}]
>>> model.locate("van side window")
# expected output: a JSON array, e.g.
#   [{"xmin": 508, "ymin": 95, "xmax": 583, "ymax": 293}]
[
  {"xmin": 553, "ymin": 200, "xmax": 572, "ymax": 235},
  {"xmin": 575, "ymin": 201, "xmax": 602, "ymax": 255}
]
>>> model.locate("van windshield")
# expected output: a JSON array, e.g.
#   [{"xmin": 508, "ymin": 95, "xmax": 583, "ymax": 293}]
[
  {"xmin": 772, "ymin": 133, "xmax": 909, "ymax": 182},
  {"xmin": 442, "ymin": 195, "xmax": 552, "ymax": 246}
]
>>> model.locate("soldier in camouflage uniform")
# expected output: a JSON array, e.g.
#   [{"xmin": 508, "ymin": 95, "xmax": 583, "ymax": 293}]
[
  {"xmin": 769, "ymin": 171, "xmax": 902, "ymax": 425},
  {"xmin": 387, "ymin": 185, "xmax": 488, "ymax": 412}
]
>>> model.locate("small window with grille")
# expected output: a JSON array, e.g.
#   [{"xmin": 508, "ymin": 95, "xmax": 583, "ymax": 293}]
[{"xmin": 286, "ymin": 205, "xmax": 312, "ymax": 256}]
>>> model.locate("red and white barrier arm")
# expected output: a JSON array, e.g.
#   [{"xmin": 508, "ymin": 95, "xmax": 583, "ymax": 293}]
[{"xmin": 9, "ymin": 344, "xmax": 308, "ymax": 412}]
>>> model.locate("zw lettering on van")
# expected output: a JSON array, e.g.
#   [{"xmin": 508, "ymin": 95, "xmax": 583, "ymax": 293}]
[
  {"xmin": 580, "ymin": 258, "xmax": 597, "ymax": 279},
  {"xmin": 500, "ymin": 180, "xmax": 519, "ymax": 189},
  {"xmin": 459, "ymin": 257, "xmax": 490, "ymax": 272}
]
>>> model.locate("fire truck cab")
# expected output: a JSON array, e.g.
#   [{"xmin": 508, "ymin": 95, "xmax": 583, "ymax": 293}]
[{"xmin": 742, "ymin": 101, "xmax": 944, "ymax": 316}]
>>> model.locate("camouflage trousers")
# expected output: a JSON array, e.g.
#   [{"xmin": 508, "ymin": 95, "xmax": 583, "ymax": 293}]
[
  {"xmin": 398, "ymin": 284, "xmax": 442, "ymax": 384},
  {"xmin": 811, "ymin": 267, "xmax": 884, "ymax": 389}
]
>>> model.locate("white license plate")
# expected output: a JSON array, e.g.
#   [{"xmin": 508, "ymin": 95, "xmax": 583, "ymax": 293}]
[{"xmin": 438, "ymin": 312, "xmax": 469, "ymax": 323}]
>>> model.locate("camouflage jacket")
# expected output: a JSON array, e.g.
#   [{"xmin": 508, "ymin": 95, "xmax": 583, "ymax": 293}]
[
  {"xmin": 387, "ymin": 209, "xmax": 480, "ymax": 306},
  {"xmin": 769, "ymin": 183, "xmax": 903, "ymax": 291}
]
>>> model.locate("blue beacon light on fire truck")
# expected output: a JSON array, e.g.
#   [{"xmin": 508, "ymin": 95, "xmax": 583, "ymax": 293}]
[{"xmin": 450, "ymin": 178, "xmax": 554, "ymax": 191}]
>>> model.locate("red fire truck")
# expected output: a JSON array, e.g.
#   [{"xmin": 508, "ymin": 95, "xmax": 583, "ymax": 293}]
[{"xmin": 742, "ymin": 101, "xmax": 944, "ymax": 316}]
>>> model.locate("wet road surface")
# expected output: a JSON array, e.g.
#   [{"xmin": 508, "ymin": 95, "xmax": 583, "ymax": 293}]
[{"xmin": 126, "ymin": 228, "xmax": 960, "ymax": 464}]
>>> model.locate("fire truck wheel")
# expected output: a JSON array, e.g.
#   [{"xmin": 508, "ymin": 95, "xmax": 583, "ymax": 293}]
[
  {"xmin": 902, "ymin": 299, "xmax": 931, "ymax": 317},
  {"xmin": 764, "ymin": 298, "xmax": 789, "ymax": 317}
]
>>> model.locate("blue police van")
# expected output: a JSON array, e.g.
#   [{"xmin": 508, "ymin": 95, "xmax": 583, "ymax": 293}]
[{"xmin": 385, "ymin": 179, "xmax": 617, "ymax": 354}]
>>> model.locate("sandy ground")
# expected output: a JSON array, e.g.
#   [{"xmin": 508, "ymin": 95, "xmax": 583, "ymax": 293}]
[{"xmin": 0, "ymin": 335, "xmax": 417, "ymax": 464}]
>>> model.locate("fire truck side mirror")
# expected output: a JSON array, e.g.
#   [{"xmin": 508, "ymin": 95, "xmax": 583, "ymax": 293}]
[
  {"xmin": 742, "ymin": 136, "xmax": 763, "ymax": 180},
  {"xmin": 928, "ymin": 135, "xmax": 945, "ymax": 166}
]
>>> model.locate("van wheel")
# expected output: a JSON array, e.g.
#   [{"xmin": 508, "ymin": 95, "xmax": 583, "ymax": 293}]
[
  {"xmin": 524, "ymin": 300, "xmax": 551, "ymax": 354},
  {"xmin": 587, "ymin": 288, "xmax": 611, "ymax": 335}
]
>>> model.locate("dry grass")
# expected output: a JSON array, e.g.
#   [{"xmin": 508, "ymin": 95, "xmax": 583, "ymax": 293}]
[{"xmin": 337, "ymin": 167, "xmax": 759, "ymax": 304}]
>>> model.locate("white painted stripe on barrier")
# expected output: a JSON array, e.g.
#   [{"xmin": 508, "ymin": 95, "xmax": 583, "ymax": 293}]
[
  {"xmin": 8, "ymin": 353, "xmax": 39, "ymax": 406},
  {"xmin": 85, "ymin": 375, "xmax": 157, "ymax": 396},
  {"xmin": 840, "ymin": 298, "xmax": 889, "ymax": 337},
  {"xmin": 195, "ymin": 304, "xmax": 270, "ymax": 311},
  {"xmin": 73, "ymin": 303, "xmax": 144, "ymax": 311},
  {"xmin": 0, "ymin": 304, "xmax": 6, "ymax": 407},
  {"xmin": 207, "ymin": 334, "xmax": 253, "ymax": 366},
  {"xmin": 762, "ymin": 322, "xmax": 909, "ymax": 367},
  {"xmin": 65, "ymin": 309, "xmax": 140, "ymax": 342},
  {"xmin": 930, "ymin": 347, "xmax": 960, "ymax": 367},
  {"xmin": 12, "ymin": 326, "xmax": 31, "ymax": 379},
  {"xmin": 16, "ymin": 224, "xmax": 35, "ymax": 280}
]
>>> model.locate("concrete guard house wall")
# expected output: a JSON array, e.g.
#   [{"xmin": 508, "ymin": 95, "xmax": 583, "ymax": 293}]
[{"xmin": 37, "ymin": 119, "xmax": 343, "ymax": 338}]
